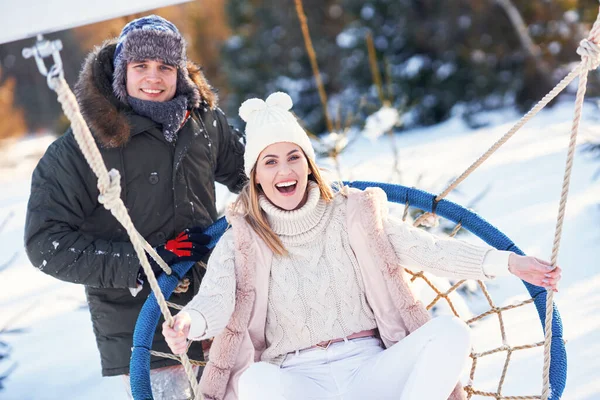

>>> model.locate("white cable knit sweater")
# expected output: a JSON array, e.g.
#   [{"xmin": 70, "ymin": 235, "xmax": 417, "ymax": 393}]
[{"xmin": 183, "ymin": 183, "xmax": 511, "ymax": 362}]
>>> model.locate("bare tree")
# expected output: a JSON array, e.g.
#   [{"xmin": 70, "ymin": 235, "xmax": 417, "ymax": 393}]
[{"xmin": 494, "ymin": 0, "xmax": 554, "ymax": 84}]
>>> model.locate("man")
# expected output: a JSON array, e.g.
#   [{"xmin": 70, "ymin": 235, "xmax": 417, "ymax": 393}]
[{"xmin": 24, "ymin": 15, "xmax": 246, "ymax": 399}]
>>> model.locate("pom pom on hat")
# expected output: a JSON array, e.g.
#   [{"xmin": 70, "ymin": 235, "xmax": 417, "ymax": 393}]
[
  {"xmin": 239, "ymin": 98, "xmax": 267, "ymax": 122},
  {"xmin": 240, "ymin": 92, "xmax": 315, "ymax": 175},
  {"xmin": 265, "ymin": 92, "xmax": 293, "ymax": 110},
  {"xmin": 239, "ymin": 92, "xmax": 294, "ymax": 122}
]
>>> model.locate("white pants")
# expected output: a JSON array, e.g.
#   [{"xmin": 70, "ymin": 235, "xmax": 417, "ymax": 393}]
[{"xmin": 239, "ymin": 316, "xmax": 471, "ymax": 400}]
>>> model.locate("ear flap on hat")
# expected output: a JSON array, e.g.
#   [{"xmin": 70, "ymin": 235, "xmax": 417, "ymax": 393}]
[
  {"xmin": 112, "ymin": 57, "xmax": 129, "ymax": 104},
  {"xmin": 176, "ymin": 67, "xmax": 201, "ymax": 108}
]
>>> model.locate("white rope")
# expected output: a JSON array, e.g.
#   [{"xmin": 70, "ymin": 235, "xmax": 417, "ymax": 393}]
[
  {"xmin": 49, "ymin": 77, "xmax": 202, "ymax": 399},
  {"xmin": 540, "ymin": 18, "xmax": 600, "ymax": 400},
  {"xmin": 577, "ymin": 38, "xmax": 600, "ymax": 71},
  {"xmin": 414, "ymin": 61, "xmax": 583, "ymax": 227}
]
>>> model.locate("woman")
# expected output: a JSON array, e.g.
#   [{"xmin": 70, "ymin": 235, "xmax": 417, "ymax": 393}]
[{"xmin": 163, "ymin": 92, "xmax": 561, "ymax": 400}]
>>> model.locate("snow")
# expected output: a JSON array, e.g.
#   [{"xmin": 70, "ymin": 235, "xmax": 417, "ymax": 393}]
[
  {"xmin": 363, "ymin": 106, "xmax": 401, "ymax": 141},
  {"xmin": 311, "ymin": 132, "xmax": 349, "ymax": 156},
  {"xmin": 1, "ymin": 100, "xmax": 599, "ymax": 399},
  {"xmin": 564, "ymin": 10, "xmax": 580, "ymax": 24},
  {"xmin": 401, "ymin": 55, "xmax": 429, "ymax": 78},
  {"xmin": 360, "ymin": 5, "xmax": 375, "ymax": 21},
  {"xmin": 436, "ymin": 62, "xmax": 457, "ymax": 81},
  {"xmin": 336, "ymin": 29, "xmax": 361, "ymax": 49}
]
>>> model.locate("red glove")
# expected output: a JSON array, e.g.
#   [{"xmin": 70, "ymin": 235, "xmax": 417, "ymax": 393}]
[
  {"xmin": 144, "ymin": 227, "xmax": 211, "ymax": 277},
  {"xmin": 161, "ymin": 227, "xmax": 211, "ymax": 262}
]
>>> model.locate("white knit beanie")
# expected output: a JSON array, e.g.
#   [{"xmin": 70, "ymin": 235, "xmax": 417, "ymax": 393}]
[{"xmin": 239, "ymin": 92, "xmax": 316, "ymax": 175}]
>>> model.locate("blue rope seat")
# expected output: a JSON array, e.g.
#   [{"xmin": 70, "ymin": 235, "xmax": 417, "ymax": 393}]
[{"xmin": 130, "ymin": 181, "xmax": 567, "ymax": 399}]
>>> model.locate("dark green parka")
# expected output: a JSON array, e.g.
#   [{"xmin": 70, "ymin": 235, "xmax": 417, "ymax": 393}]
[{"xmin": 24, "ymin": 41, "xmax": 246, "ymax": 376}]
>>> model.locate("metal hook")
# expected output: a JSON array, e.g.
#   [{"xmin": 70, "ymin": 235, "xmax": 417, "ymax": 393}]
[{"xmin": 22, "ymin": 34, "xmax": 64, "ymax": 89}]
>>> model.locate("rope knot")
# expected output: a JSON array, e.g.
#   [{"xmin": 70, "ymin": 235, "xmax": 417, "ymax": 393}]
[
  {"xmin": 577, "ymin": 38, "xmax": 600, "ymax": 71},
  {"xmin": 416, "ymin": 212, "xmax": 440, "ymax": 228},
  {"xmin": 98, "ymin": 169, "xmax": 122, "ymax": 211}
]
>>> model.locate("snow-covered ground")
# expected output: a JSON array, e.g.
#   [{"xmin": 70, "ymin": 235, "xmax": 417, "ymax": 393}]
[{"xmin": 0, "ymin": 100, "xmax": 599, "ymax": 399}]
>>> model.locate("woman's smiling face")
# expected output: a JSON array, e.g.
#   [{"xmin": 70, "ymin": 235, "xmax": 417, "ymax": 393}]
[{"xmin": 254, "ymin": 142, "xmax": 311, "ymax": 211}]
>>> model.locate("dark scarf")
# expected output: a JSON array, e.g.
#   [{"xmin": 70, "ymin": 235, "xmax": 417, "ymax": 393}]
[{"xmin": 127, "ymin": 94, "xmax": 188, "ymax": 143}]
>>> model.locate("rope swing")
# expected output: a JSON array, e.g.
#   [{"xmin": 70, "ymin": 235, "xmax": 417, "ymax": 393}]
[{"xmin": 22, "ymin": 4, "xmax": 600, "ymax": 399}]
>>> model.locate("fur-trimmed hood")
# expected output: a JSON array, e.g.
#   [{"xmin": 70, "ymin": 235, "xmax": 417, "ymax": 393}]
[{"xmin": 74, "ymin": 39, "xmax": 218, "ymax": 148}]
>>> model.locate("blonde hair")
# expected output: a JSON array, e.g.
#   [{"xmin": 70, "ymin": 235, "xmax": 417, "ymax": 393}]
[{"xmin": 232, "ymin": 155, "xmax": 335, "ymax": 256}]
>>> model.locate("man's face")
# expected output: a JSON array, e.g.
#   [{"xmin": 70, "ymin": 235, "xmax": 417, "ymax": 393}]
[{"xmin": 126, "ymin": 59, "xmax": 177, "ymax": 102}]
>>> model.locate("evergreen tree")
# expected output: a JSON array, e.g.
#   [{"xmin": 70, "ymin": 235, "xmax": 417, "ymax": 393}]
[
  {"xmin": 334, "ymin": 0, "xmax": 558, "ymax": 127},
  {"xmin": 221, "ymin": 0, "xmax": 600, "ymax": 133},
  {"xmin": 221, "ymin": 0, "xmax": 346, "ymax": 133}
]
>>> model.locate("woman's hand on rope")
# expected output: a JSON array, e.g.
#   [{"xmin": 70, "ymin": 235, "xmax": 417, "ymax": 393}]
[
  {"xmin": 162, "ymin": 311, "xmax": 192, "ymax": 355},
  {"xmin": 508, "ymin": 254, "xmax": 561, "ymax": 292}
]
